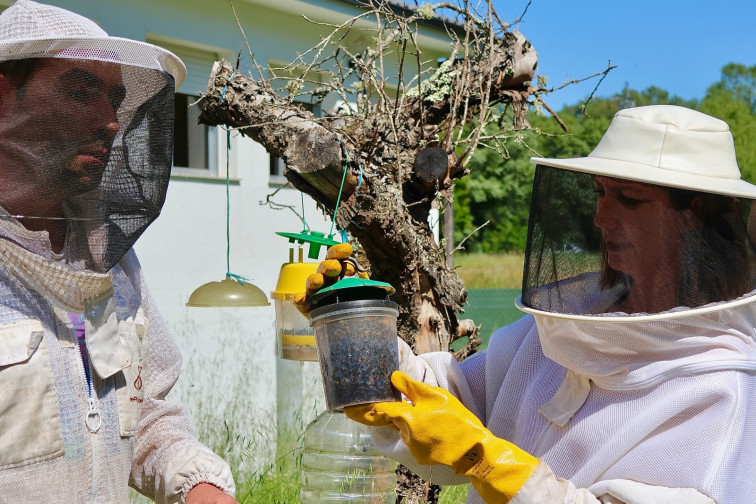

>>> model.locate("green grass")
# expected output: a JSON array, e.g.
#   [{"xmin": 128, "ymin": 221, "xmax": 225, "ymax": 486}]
[
  {"xmin": 131, "ymin": 409, "xmax": 469, "ymax": 504},
  {"xmin": 451, "ymin": 253, "xmax": 525, "ymax": 350},
  {"xmin": 234, "ymin": 437, "xmax": 303, "ymax": 504},
  {"xmin": 439, "ymin": 483, "xmax": 470, "ymax": 503},
  {"xmin": 453, "ymin": 252, "xmax": 524, "ymax": 289}
]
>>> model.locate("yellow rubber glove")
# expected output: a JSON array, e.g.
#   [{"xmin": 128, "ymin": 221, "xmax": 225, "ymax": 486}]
[
  {"xmin": 344, "ymin": 371, "xmax": 539, "ymax": 504},
  {"xmin": 294, "ymin": 243, "xmax": 369, "ymax": 314}
]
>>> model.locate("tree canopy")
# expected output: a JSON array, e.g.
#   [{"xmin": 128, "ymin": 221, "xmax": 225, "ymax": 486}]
[{"xmin": 456, "ymin": 63, "xmax": 756, "ymax": 254}]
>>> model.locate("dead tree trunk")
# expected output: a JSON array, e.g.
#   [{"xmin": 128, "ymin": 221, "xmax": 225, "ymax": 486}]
[
  {"xmin": 199, "ymin": 59, "xmax": 469, "ymax": 352},
  {"xmin": 198, "ymin": 4, "xmax": 543, "ymax": 502},
  {"xmin": 199, "ymin": 35, "xmax": 535, "ymax": 354}
]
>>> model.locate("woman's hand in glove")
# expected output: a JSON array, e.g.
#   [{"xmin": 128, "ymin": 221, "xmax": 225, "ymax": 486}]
[{"xmin": 344, "ymin": 371, "xmax": 540, "ymax": 504}]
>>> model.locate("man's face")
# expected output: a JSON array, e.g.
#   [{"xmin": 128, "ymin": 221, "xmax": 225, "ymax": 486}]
[{"xmin": 0, "ymin": 58, "xmax": 126, "ymax": 201}]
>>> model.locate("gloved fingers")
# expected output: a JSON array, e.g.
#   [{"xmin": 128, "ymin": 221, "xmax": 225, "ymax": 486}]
[
  {"xmin": 390, "ymin": 370, "xmax": 447, "ymax": 405},
  {"xmin": 344, "ymin": 404, "xmax": 397, "ymax": 428},
  {"xmin": 326, "ymin": 243, "xmax": 353, "ymax": 260},
  {"xmin": 305, "ymin": 267, "xmax": 342, "ymax": 295},
  {"xmin": 344, "ymin": 401, "xmax": 410, "ymax": 428},
  {"xmin": 343, "ymin": 261, "xmax": 356, "ymax": 277},
  {"xmin": 317, "ymin": 259, "xmax": 343, "ymax": 278},
  {"xmin": 305, "ymin": 273, "xmax": 324, "ymax": 294},
  {"xmin": 295, "ymin": 242, "xmax": 363, "ymax": 317},
  {"xmin": 343, "ymin": 404, "xmax": 375, "ymax": 423},
  {"xmin": 355, "ymin": 397, "xmax": 441, "ymax": 461},
  {"xmin": 293, "ymin": 292, "xmax": 313, "ymax": 315}
]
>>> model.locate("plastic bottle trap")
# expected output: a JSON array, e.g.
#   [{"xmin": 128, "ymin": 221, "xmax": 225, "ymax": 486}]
[{"xmin": 309, "ymin": 277, "xmax": 402, "ymax": 411}]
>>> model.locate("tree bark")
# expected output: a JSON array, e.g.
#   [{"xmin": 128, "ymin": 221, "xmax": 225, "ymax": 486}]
[{"xmin": 200, "ymin": 59, "xmax": 473, "ymax": 353}]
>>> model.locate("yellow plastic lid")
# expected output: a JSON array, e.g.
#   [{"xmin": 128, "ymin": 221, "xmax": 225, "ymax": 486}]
[
  {"xmin": 280, "ymin": 334, "xmax": 317, "ymax": 347},
  {"xmin": 270, "ymin": 261, "xmax": 318, "ymax": 300}
]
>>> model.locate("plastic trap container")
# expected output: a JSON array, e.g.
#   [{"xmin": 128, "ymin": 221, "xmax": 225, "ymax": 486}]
[{"xmin": 309, "ymin": 299, "xmax": 401, "ymax": 411}]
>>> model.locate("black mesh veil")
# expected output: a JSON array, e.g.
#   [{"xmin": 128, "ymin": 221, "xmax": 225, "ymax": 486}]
[
  {"xmin": 522, "ymin": 165, "xmax": 756, "ymax": 315},
  {"xmin": 0, "ymin": 0, "xmax": 184, "ymax": 274},
  {"xmin": 65, "ymin": 66, "xmax": 175, "ymax": 272},
  {"xmin": 0, "ymin": 59, "xmax": 175, "ymax": 273}
]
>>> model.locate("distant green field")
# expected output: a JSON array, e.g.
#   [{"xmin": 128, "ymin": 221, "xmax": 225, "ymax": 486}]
[
  {"xmin": 454, "ymin": 252, "xmax": 524, "ymax": 289},
  {"xmin": 452, "ymin": 288, "xmax": 523, "ymax": 350},
  {"xmin": 450, "ymin": 253, "xmax": 524, "ymax": 351}
]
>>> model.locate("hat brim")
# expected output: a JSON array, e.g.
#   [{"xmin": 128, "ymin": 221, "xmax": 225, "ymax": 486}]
[
  {"xmin": 515, "ymin": 290, "xmax": 756, "ymax": 323},
  {"xmin": 0, "ymin": 37, "xmax": 186, "ymax": 89},
  {"xmin": 531, "ymin": 155, "xmax": 756, "ymax": 200}
]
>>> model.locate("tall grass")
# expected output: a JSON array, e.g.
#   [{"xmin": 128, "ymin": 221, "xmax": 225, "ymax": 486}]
[
  {"xmin": 128, "ymin": 314, "xmax": 470, "ymax": 504},
  {"xmin": 453, "ymin": 252, "xmax": 524, "ymax": 289},
  {"xmin": 129, "ymin": 417, "xmax": 304, "ymax": 504},
  {"xmin": 130, "ymin": 395, "xmax": 469, "ymax": 503},
  {"xmin": 129, "ymin": 316, "xmax": 309, "ymax": 504}
]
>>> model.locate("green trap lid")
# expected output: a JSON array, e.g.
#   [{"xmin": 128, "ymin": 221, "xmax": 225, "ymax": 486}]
[
  {"xmin": 276, "ymin": 230, "xmax": 340, "ymax": 260},
  {"xmin": 309, "ymin": 276, "xmax": 395, "ymax": 306}
]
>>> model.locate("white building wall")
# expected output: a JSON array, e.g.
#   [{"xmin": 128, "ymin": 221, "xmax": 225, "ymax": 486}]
[{"xmin": 33, "ymin": 0, "xmax": 451, "ymax": 472}]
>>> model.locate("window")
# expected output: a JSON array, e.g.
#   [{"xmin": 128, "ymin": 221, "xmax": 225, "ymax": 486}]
[
  {"xmin": 149, "ymin": 40, "xmax": 225, "ymax": 176},
  {"xmin": 269, "ymin": 155, "xmax": 286, "ymax": 179},
  {"xmin": 174, "ymin": 92, "xmax": 211, "ymax": 169}
]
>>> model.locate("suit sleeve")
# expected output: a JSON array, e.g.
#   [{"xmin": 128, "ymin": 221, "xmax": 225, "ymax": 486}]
[{"xmin": 124, "ymin": 251, "xmax": 235, "ymax": 504}]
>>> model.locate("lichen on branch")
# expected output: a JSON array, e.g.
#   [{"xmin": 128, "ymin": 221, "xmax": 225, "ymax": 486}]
[{"xmin": 199, "ymin": 0, "xmax": 545, "ymax": 357}]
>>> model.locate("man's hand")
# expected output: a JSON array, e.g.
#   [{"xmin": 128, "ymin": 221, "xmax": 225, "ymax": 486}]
[{"xmin": 185, "ymin": 483, "xmax": 238, "ymax": 504}]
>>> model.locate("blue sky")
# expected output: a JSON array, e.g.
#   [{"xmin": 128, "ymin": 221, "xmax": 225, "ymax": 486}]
[{"xmin": 491, "ymin": 0, "xmax": 756, "ymax": 110}]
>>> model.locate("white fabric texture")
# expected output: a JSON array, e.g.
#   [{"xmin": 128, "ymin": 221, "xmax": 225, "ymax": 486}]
[
  {"xmin": 531, "ymin": 105, "xmax": 756, "ymax": 199},
  {"xmin": 0, "ymin": 0, "xmax": 186, "ymax": 87},
  {"xmin": 376, "ymin": 296, "xmax": 756, "ymax": 504},
  {"xmin": 0, "ymin": 217, "xmax": 235, "ymax": 503},
  {"xmin": 511, "ymin": 464, "xmax": 714, "ymax": 504},
  {"xmin": 0, "ymin": 237, "xmax": 112, "ymax": 312}
]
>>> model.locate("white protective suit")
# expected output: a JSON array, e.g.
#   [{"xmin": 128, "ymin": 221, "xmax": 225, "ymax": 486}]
[
  {"xmin": 366, "ymin": 104, "xmax": 756, "ymax": 504},
  {"xmin": 0, "ymin": 214, "xmax": 235, "ymax": 503},
  {"xmin": 377, "ymin": 291, "xmax": 756, "ymax": 504},
  {"xmin": 0, "ymin": 2, "xmax": 235, "ymax": 501}
]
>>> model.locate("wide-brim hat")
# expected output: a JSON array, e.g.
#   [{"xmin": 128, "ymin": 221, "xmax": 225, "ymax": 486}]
[
  {"xmin": 0, "ymin": 0, "xmax": 185, "ymax": 88},
  {"xmin": 531, "ymin": 105, "xmax": 756, "ymax": 199}
]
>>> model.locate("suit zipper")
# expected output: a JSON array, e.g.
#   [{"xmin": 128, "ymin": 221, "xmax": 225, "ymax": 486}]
[{"xmin": 72, "ymin": 313, "xmax": 101, "ymax": 432}]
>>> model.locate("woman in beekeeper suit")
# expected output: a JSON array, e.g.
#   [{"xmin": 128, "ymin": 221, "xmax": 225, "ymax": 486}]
[{"xmin": 345, "ymin": 105, "xmax": 756, "ymax": 504}]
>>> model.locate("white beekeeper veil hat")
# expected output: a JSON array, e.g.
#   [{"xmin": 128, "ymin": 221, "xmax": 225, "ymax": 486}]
[
  {"xmin": 518, "ymin": 106, "xmax": 756, "ymax": 427},
  {"xmin": 0, "ymin": 0, "xmax": 185, "ymax": 86},
  {"xmin": 531, "ymin": 105, "xmax": 756, "ymax": 199},
  {"xmin": 0, "ymin": 0, "xmax": 186, "ymax": 273},
  {"xmin": 520, "ymin": 105, "xmax": 756, "ymax": 318}
]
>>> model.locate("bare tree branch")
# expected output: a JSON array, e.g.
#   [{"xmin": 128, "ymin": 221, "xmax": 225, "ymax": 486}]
[
  {"xmin": 201, "ymin": 0, "xmax": 613, "ymax": 369},
  {"xmin": 452, "ymin": 219, "xmax": 490, "ymax": 254}
]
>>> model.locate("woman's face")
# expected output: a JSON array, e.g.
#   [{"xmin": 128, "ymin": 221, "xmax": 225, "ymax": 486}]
[{"xmin": 593, "ymin": 176, "xmax": 691, "ymax": 285}]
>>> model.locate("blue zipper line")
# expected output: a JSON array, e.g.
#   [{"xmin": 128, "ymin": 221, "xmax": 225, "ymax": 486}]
[{"xmin": 71, "ymin": 313, "xmax": 92, "ymax": 394}]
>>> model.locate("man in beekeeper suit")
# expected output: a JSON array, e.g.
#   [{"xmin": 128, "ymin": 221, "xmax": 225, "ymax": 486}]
[{"xmin": 0, "ymin": 1, "xmax": 238, "ymax": 502}]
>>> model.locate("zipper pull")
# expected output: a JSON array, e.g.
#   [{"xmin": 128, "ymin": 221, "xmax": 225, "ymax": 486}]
[{"xmin": 86, "ymin": 397, "xmax": 101, "ymax": 433}]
